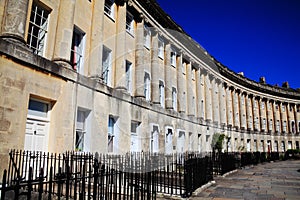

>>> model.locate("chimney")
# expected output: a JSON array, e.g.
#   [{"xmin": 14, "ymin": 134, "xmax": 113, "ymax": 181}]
[
  {"xmin": 282, "ymin": 81, "xmax": 289, "ymax": 88},
  {"xmin": 238, "ymin": 72, "xmax": 244, "ymax": 76},
  {"xmin": 259, "ymin": 77, "xmax": 266, "ymax": 84}
]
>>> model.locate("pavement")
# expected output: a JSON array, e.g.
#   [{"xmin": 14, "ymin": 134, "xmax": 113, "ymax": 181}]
[{"xmin": 191, "ymin": 159, "xmax": 300, "ymax": 200}]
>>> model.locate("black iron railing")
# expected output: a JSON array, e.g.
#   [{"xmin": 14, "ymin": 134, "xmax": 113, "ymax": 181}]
[{"xmin": 0, "ymin": 150, "xmax": 215, "ymax": 199}]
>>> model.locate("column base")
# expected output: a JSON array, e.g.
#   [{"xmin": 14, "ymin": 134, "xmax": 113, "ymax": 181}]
[{"xmin": 52, "ymin": 58, "xmax": 73, "ymax": 69}]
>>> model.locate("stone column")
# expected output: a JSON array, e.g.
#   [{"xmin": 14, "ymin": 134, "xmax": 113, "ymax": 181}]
[
  {"xmin": 52, "ymin": 0, "xmax": 76, "ymax": 67},
  {"xmin": 196, "ymin": 67, "xmax": 202, "ymax": 119},
  {"xmin": 233, "ymin": 90, "xmax": 240, "ymax": 129},
  {"xmin": 187, "ymin": 61, "xmax": 194, "ymax": 116},
  {"xmin": 115, "ymin": 3, "xmax": 127, "ymax": 90},
  {"xmin": 88, "ymin": 0, "xmax": 105, "ymax": 78},
  {"xmin": 240, "ymin": 93, "xmax": 247, "ymax": 130},
  {"xmin": 165, "ymin": 43, "xmax": 173, "ymax": 109},
  {"xmin": 273, "ymin": 101, "xmax": 280, "ymax": 133},
  {"xmin": 226, "ymin": 87, "xmax": 233, "ymax": 127},
  {"xmin": 205, "ymin": 73, "xmax": 213, "ymax": 122},
  {"xmin": 246, "ymin": 95, "xmax": 253, "ymax": 131},
  {"xmin": 151, "ymin": 31, "xmax": 160, "ymax": 104},
  {"xmin": 219, "ymin": 82, "xmax": 227, "ymax": 126},
  {"xmin": 199, "ymin": 69, "xmax": 206, "ymax": 121},
  {"xmin": 212, "ymin": 79, "xmax": 220, "ymax": 125},
  {"xmin": 177, "ymin": 54, "xmax": 186, "ymax": 113},
  {"xmin": 267, "ymin": 100, "xmax": 274, "ymax": 133},
  {"xmin": 134, "ymin": 17, "xmax": 145, "ymax": 98},
  {"xmin": 253, "ymin": 97, "xmax": 260, "ymax": 131},
  {"xmin": 1, "ymin": 0, "xmax": 29, "ymax": 43}
]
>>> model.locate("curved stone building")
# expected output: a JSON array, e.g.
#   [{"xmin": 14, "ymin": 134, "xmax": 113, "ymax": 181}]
[{"xmin": 0, "ymin": 0, "xmax": 299, "ymax": 172}]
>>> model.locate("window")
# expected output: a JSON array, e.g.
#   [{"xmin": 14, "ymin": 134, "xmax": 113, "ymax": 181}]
[
  {"xmin": 276, "ymin": 120, "xmax": 280, "ymax": 132},
  {"xmin": 283, "ymin": 121, "xmax": 287, "ymax": 133},
  {"xmin": 281, "ymin": 104, "xmax": 285, "ymax": 112},
  {"xmin": 275, "ymin": 104, "xmax": 279, "ymax": 110},
  {"xmin": 170, "ymin": 51, "xmax": 176, "ymax": 67},
  {"xmin": 281, "ymin": 141, "xmax": 285, "ymax": 152},
  {"xmin": 268, "ymin": 102, "xmax": 272, "ymax": 110},
  {"xmin": 260, "ymin": 140, "xmax": 264, "ymax": 152},
  {"xmin": 254, "ymin": 117, "xmax": 259, "ymax": 129},
  {"xmin": 269, "ymin": 119, "xmax": 273, "ymax": 131},
  {"xmin": 131, "ymin": 121, "xmax": 141, "ymax": 152},
  {"xmin": 182, "ymin": 61, "xmax": 187, "ymax": 74},
  {"xmin": 291, "ymin": 121, "xmax": 295, "ymax": 133},
  {"xmin": 108, "ymin": 116, "xmax": 116, "ymax": 153},
  {"xmin": 296, "ymin": 141, "xmax": 299, "ymax": 150},
  {"xmin": 144, "ymin": 72, "xmax": 151, "ymax": 101},
  {"xmin": 125, "ymin": 60, "xmax": 132, "ymax": 93},
  {"xmin": 158, "ymin": 37, "xmax": 164, "ymax": 59},
  {"xmin": 165, "ymin": 128, "xmax": 173, "ymax": 154},
  {"xmin": 71, "ymin": 27, "xmax": 85, "ymax": 73},
  {"xmin": 27, "ymin": 2, "xmax": 50, "ymax": 56},
  {"xmin": 261, "ymin": 102, "xmax": 265, "ymax": 110},
  {"xmin": 28, "ymin": 99, "xmax": 49, "ymax": 118},
  {"xmin": 172, "ymin": 87, "xmax": 177, "ymax": 111},
  {"xmin": 76, "ymin": 109, "xmax": 88, "ymax": 151},
  {"xmin": 299, "ymin": 122, "xmax": 300, "ymax": 133},
  {"xmin": 191, "ymin": 67, "xmax": 195, "ymax": 80},
  {"xmin": 274, "ymin": 141, "xmax": 278, "ymax": 152},
  {"xmin": 247, "ymin": 139, "xmax": 251, "ymax": 152},
  {"xmin": 253, "ymin": 139, "xmax": 257, "ymax": 152},
  {"xmin": 144, "ymin": 24, "xmax": 151, "ymax": 48},
  {"xmin": 262, "ymin": 118, "xmax": 266, "ymax": 130},
  {"xmin": 104, "ymin": 0, "xmax": 114, "ymax": 18},
  {"xmin": 288, "ymin": 141, "xmax": 292, "ymax": 149},
  {"xmin": 126, "ymin": 11, "xmax": 134, "ymax": 35},
  {"xmin": 102, "ymin": 46, "xmax": 112, "ymax": 86},
  {"xmin": 159, "ymin": 81, "xmax": 165, "ymax": 107}
]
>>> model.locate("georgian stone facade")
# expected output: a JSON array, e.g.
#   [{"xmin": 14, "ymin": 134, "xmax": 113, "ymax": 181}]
[{"xmin": 0, "ymin": 0, "xmax": 299, "ymax": 173}]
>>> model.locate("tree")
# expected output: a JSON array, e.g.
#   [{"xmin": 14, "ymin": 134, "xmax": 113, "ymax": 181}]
[{"xmin": 211, "ymin": 133, "xmax": 225, "ymax": 152}]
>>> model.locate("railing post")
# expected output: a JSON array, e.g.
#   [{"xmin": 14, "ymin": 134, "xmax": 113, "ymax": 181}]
[
  {"xmin": 1, "ymin": 170, "xmax": 7, "ymax": 200},
  {"xmin": 93, "ymin": 157, "xmax": 99, "ymax": 200}
]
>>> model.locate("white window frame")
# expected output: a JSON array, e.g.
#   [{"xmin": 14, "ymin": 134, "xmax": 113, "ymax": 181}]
[
  {"xmin": 182, "ymin": 61, "xmax": 186, "ymax": 75},
  {"xmin": 172, "ymin": 87, "xmax": 177, "ymax": 111},
  {"xmin": 75, "ymin": 109, "xmax": 88, "ymax": 151},
  {"xmin": 130, "ymin": 121, "xmax": 141, "ymax": 152},
  {"xmin": 104, "ymin": 0, "xmax": 115, "ymax": 19},
  {"xmin": 144, "ymin": 24, "xmax": 151, "ymax": 49},
  {"xmin": 150, "ymin": 124, "xmax": 159, "ymax": 153},
  {"xmin": 102, "ymin": 46, "xmax": 112, "ymax": 86},
  {"xmin": 276, "ymin": 120, "xmax": 280, "ymax": 132},
  {"xmin": 159, "ymin": 80, "xmax": 165, "ymax": 108},
  {"xmin": 126, "ymin": 11, "xmax": 134, "ymax": 36},
  {"xmin": 170, "ymin": 51, "xmax": 176, "ymax": 67},
  {"xmin": 144, "ymin": 72, "xmax": 151, "ymax": 101},
  {"xmin": 125, "ymin": 60, "xmax": 132, "ymax": 94},
  {"xmin": 27, "ymin": 2, "xmax": 50, "ymax": 56},
  {"xmin": 158, "ymin": 36, "xmax": 164, "ymax": 59},
  {"xmin": 191, "ymin": 67, "xmax": 195, "ymax": 80},
  {"xmin": 165, "ymin": 127, "xmax": 173, "ymax": 155},
  {"xmin": 281, "ymin": 104, "xmax": 286, "ymax": 112},
  {"xmin": 71, "ymin": 26, "xmax": 86, "ymax": 74}
]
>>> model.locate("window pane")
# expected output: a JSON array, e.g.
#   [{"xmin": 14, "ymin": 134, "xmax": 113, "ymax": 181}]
[{"xmin": 28, "ymin": 99, "xmax": 48, "ymax": 118}]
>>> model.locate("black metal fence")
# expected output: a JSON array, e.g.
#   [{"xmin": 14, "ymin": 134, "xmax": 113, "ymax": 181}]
[{"xmin": 0, "ymin": 150, "xmax": 215, "ymax": 199}]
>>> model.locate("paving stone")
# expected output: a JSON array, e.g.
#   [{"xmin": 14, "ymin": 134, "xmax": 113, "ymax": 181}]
[{"xmin": 190, "ymin": 160, "xmax": 300, "ymax": 200}]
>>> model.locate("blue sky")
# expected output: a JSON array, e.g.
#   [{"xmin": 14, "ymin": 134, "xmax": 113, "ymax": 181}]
[{"xmin": 156, "ymin": 0, "xmax": 300, "ymax": 89}]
